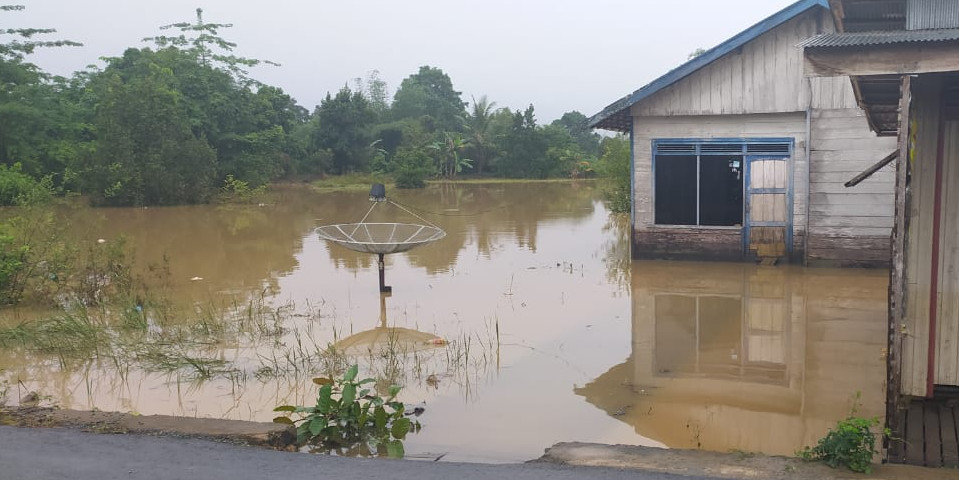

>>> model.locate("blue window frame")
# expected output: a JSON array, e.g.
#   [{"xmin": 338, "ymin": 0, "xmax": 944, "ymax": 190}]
[{"xmin": 652, "ymin": 138, "xmax": 793, "ymax": 227}]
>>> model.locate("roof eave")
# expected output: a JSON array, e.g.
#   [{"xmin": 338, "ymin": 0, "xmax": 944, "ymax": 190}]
[{"xmin": 588, "ymin": 0, "xmax": 829, "ymax": 130}]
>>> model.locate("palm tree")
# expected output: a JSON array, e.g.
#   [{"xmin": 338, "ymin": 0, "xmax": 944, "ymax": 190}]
[{"xmin": 465, "ymin": 95, "xmax": 496, "ymax": 175}]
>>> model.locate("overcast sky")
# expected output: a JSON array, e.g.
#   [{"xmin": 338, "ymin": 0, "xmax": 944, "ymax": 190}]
[{"xmin": 11, "ymin": 0, "xmax": 799, "ymax": 123}]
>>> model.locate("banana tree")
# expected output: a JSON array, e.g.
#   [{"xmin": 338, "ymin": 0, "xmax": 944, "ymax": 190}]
[{"xmin": 430, "ymin": 131, "xmax": 471, "ymax": 178}]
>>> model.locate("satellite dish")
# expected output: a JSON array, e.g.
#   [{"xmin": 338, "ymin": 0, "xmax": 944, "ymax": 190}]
[{"xmin": 315, "ymin": 184, "xmax": 446, "ymax": 293}]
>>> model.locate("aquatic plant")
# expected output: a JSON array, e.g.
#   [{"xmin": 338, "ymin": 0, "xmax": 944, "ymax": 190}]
[{"xmin": 273, "ymin": 365, "xmax": 420, "ymax": 458}]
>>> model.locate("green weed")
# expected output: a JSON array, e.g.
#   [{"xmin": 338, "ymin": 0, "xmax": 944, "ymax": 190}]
[
  {"xmin": 273, "ymin": 365, "xmax": 420, "ymax": 458},
  {"xmin": 798, "ymin": 415, "xmax": 884, "ymax": 473}
]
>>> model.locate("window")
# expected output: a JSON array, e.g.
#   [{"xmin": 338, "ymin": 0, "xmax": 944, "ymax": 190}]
[{"xmin": 653, "ymin": 139, "xmax": 791, "ymax": 226}]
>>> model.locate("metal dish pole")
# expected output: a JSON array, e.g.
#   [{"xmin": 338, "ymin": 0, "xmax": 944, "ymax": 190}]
[{"xmin": 378, "ymin": 253, "xmax": 391, "ymax": 293}]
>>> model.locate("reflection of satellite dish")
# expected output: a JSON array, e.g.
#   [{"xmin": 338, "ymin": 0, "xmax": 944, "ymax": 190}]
[
  {"xmin": 315, "ymin": 184, "xmax": 445, "ymax": 293},
  {"xmin": 333, "ymin": 292, "xmax": 445, "ymax": 356}
]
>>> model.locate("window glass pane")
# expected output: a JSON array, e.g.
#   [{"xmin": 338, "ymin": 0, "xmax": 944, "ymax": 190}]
[
  {"xmin": 654, "ymin": 155, "xmax": 696, "ymax": 225},
  {"xmin": 699, "ymin": 155, "xmax": 743, "ymax": 226}
]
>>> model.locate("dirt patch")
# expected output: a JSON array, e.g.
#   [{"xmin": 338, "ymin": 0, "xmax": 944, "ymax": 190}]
[{"xmin": 0, "ymin": 406, "xmax": 295, "ymax": 449}]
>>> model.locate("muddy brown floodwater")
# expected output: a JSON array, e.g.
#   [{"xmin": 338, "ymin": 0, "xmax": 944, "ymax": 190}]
[{"xmin": 0, "ymin": 182, "xmax": 888, "ymax": 463}]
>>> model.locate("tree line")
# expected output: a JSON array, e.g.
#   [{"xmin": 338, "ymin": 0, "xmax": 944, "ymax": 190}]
[{"xmin": 1, "ymin": 7, "xmax": 629, "ymax": 208}]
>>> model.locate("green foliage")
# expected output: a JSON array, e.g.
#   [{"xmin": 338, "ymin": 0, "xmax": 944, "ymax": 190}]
[
  {"xmin": 0, "ymin": 232, "xmax": 27, "ymax": 304},
  {"xmin": 143, "ymin": 8, "xmax": 278, "ymax": 84},
  {"xmin": 89, "ymin": 60, "xmax": 218, "ymax": 206},
  {"xmin": 216, "ymin": 174, "xmax": 266, "ymax": 204},
  {"xmin": 430, "ymin": 131, "xmax": 471, "ymax": 178},
  {"xmin": 0, "ymin": 6, "xmax": 606, "ymax": 201},
  {"xmin": 550, "ymin": 111, "xmax": 601, "ymax": 157},
  {"xmin": 273, "ymin": 365, "xmax": 421, "ymax": 457},
  {"xmin": 0, "ymin": 209, "xmax": 69, "ymax": 305},
  {"xmin": 0, "ymin": 163, "xmax": 51, "ymax": 206},
  {"xmin": 499, "ymin": 105, "xmax": 549, "ymax": 178},
  {"xmin": 596, "ymin": 135, "xmax": 631, "ymax": 213},
  {"xmin": 392, "ymin": 66, "xmax": 466, "ymax": 133},
  {"xmin": 313, "ymin": 87, "xmax": 377, "ymax": 174},
  {"xmin": 0, "ymin": 5, "xmax": 82, "ymax": 63},
  {"xmin": 393, "ymin": 147, "xmax": 433, "ymax": 189},
  {"xmin": 798, "ymin": 416, "xmax": 883, "ymax": 473},
  {"xmin": 0, "ymin": 208, "xmax": 135, "ymax": 306},
  {"xmin": 464, "ymin": 95, "xmax": 497, "ymax": 175}
]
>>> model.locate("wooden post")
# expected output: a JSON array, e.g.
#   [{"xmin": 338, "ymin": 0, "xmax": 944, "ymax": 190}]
[
  {"xmin": 886, "ymin": 75, "xmax": 912, "ymax": 460},
  {"xmin": 377, "ymin": 253, "xmax": 392, "ymax": 293}
]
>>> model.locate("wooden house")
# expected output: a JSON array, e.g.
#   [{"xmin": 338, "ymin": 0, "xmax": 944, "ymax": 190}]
[
  {"xmin": 800, "ymin": 0, "xmax": 959, "ymax": 467},
  {"xmin": 589, "ymin": 0, "xmax": 898, "ymax": 266}
]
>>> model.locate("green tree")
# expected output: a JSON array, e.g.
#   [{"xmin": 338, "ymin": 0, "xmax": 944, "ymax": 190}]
[
  {"xmin": 500, "ymin": 105, "xmax": 548, "ymax": 178},
  {"xmin": 596, "ymin": 135, "xmax": 631, "ymax": 213},
  {"xmin": 465, "ymin": 95, "xmax": 497, "ymax": 175},
  {"xmin": 89, "ymin": 61, "xmax": 217, "ymax": 206},
  {"xmin": 542, "ymin": 123, "xmax": 590, "ymax": 179},
  {"xmin": 144, "ymin": 7, "xmax": 278, "ymax": 84},
  {"xmin": 392, "ymin": 66, "xmax": 466, "ymax": 133},
  {"xmin": 314, "ymin": 86, "xmax": 377, "ymax": 174},
  {"xmin": 137, "ymin": 10, "xmax": 307, "ymax": 187},
  {"xmin": 352, "ymin": 70, "xmax": 390, "ymax": 119},
  {"xmin": 550, "ymin": 111, "xmax": 601, "ymax": 157},
  {"xmin": 0, "ymin": 5, "xmax": 83, "ymax": 178}
]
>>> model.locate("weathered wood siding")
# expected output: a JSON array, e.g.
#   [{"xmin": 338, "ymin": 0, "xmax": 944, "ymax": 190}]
[
  {"xmin": 626, "ymin": 5, "xmax": 896, "ymax": 264},
  {"xmin": 633, "ymin": 8, "xmax": 854, "ymax": 117},
  {"xmin": 631, "ymin": 114, "xmax": 808, "ymax": 260},
  {"xmin": 807, "ymin": 107, "xmax": 898, "ymax": 266},
  {"xmin": 903, "ymin": 80, "xmax": 941, "ymax": 396},
  {"xmin": 935, "ymin": 116, "xmax": 959, "ymax": 386}
]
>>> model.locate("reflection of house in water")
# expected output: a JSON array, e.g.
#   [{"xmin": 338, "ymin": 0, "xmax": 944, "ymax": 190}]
[{"xmin": 576, "ymin": 261, "xmax": 887, "ymax": 455}]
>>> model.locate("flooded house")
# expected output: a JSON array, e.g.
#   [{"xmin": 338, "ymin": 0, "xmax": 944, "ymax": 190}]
[
  {"xmin": 588, "ymin": 0, "xmax": 898, "ymax": 266},
  {"xmin": 800, "ymin": 0, "xmax": 959, "ymax": 467}
]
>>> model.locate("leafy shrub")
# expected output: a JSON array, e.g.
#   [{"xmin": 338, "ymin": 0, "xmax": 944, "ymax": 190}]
[
  {"xmin": 216, "ymin": 174, "xmax": 267, "ymax": 204},
  {"xmin": 273, "ymin": 365, "xmax": 420, "ymax": 457},
  {"xmin": 0, "ymin": 209, "xmax": 133, "ymax": 306},
  {"xmin": 798, "ymin": 416, "xmax": 883, "ymax": 473},
  {"xmin": 0, "ymin": 163, "xmax": 52, "ymax": 206},
  {"xmin": 393, "ymin": 147, "xmax": 432, "ymax": 189}
]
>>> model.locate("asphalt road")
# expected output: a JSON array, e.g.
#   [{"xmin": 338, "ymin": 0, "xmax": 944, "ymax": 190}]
[{"xmin": 0, "ymin": 426, "xmax": 713, "ymax": 480}]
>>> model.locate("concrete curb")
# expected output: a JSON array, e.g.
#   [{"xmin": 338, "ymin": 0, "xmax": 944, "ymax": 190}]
[
  {"xmin": 538, "ymin": 442, "xmax": 959, "ymax": 480},
  {"xmin": 0, "ymin": 407, "xmax": 295, "ymax": 448}
]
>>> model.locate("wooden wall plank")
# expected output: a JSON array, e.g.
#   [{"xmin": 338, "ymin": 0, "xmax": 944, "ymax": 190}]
[
  {"xmin": 935, "ymin": 119, "xmax": 959, "ymax": 386},
  {"xmin": 633, "ymin": 9, "xmax": 858, "ymax": 117},
  {"xmin": 903, "ymin": 79, "xmax": 941, "ymax": 397}
]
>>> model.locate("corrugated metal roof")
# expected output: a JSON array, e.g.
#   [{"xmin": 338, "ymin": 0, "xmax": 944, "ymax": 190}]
[
  {"xmin": 842, "ymin": 0, "xmax": 906, "ymax": 31},
  {"xmin": 799, "ymin": 28, "xmax": 959, "ymax": 47},
  {"xmin": 588, "ymin": 0, "xmax": 829, "ymax": 131},
  {"xmin": 907, "ymin": 0, "xmax": 959, "ymax": 30}
]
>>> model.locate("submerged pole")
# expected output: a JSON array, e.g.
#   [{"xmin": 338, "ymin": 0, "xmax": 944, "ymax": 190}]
[{"xmin": 377, "ymin": 253, "xmax": 392, "ymax": 293}]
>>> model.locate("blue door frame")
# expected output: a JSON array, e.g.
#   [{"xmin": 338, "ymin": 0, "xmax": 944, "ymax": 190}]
[{"xmin": 743, "ymin": 155, "xmax": 793, "ymax": 257}]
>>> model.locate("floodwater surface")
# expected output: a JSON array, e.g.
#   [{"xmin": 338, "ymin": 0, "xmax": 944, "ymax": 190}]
[{"xmin": 0, "ymin": 182, "xmax": 887, "ymax": 463}]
